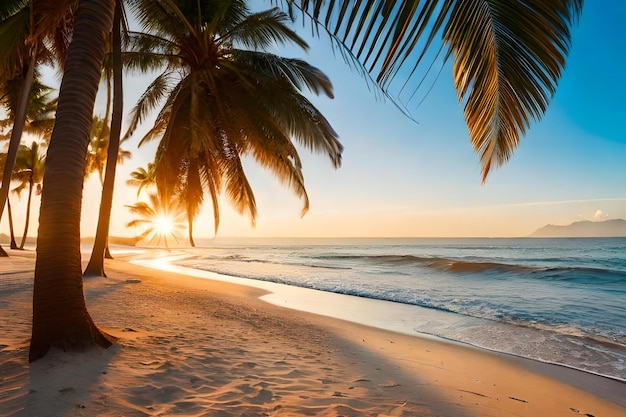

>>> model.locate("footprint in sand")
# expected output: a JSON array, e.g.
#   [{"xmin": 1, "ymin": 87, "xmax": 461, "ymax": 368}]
[{"xmin": 249, "ymin": 388, "xmax": 273, "ymax": 404}]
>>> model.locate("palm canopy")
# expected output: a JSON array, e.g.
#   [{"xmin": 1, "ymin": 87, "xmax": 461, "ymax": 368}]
[
  {"xmin": 278, "ymin": 0, "xmax": 582, "ymax": 181},
  {"xmin": 13, "ymin": 140, "xmax": 46, "ymax": 249},
  {"xmin": 0, "ymin": 79, "xmax": 56, "ymax": 141},
  {"xmin": 13, "ymin": 140, "xmax": 46, "ymax": 196},
  {"xmin": 84, "ymin": 114, "xmax": 132, "ymax": 183},
  {"xmin": 126, "ymin": 162, "xmax": 156, "ymax": 197},
  {"xmin": 0, "ymin": 0, "xmax": 75, "ymax": 80},
  {"xmin": 124, "ymin": 0, "xmax": 342, "ymax": 235}
]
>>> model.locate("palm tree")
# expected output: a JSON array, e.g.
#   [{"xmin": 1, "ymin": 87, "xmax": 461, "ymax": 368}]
[
  {"xmin": 0, "ymin": 0, "xmax": 74, "ymax": 254},
  {"xmin": 12, "ymin": 140, "xmax": 45, "ymax": 249},
  {"xmin": 125, "ymin": 0, "xmax": 342, "ymax": 248},
  {"xmin": 28, "ymin": 0, "xmax": 581, "ymax": 360},
  {"xmin": 0, "ymin": 79, "xmax": 57, "ymax": 142},
  {"xmin": 126, "ymin": 192, "xmax": 185, "ymax": 249},
  {"xmin": 83, "ymin": 113, "xmax": 131, "ymax": 265},
  {"xmin": 0, "ymin": 79, "xmax": 56, "ymax": 252},
  {"xmin": 84, "ymin": 115, "xmax": 110, "ymax": 184},
  {"xmin": 0, "ymin": 153, "xmax": 19, "ymax": 249},
  {"xmin": 126, "ymin": 162, "xmax": 156, "ymax": 197},
  {"xmin": 29, "ymin": 0, "xmax": 117, "ymax": 362},
  {"xmin": 84, "ymin": 0, "xmax": 129, "ymax": 277}
]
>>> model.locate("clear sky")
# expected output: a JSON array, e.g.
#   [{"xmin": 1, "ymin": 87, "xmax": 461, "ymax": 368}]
[{"xmin": 4, "ymin": 1, "xmax": 626, "ymax": 240}]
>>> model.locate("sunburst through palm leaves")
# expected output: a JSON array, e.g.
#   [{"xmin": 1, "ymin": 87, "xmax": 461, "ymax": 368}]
[{"xmin": 126, "ymin": 193, "xmax": 185, "ymax": 249}]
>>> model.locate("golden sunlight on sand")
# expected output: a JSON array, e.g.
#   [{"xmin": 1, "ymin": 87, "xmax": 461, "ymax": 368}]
[{"xmin": 1, "ymin": 250, "xmax": 624, "ymax": 416}]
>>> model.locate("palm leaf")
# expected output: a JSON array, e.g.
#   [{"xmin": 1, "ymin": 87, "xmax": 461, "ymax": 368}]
[
  {"xmin": 276, "ymin": 0, "xmax": 582, "ymax": 180},
  {"xmin": 444, "ymin": 0, "xmax": 582, "ymax": 180},
  {"xmin": 124, "ymin": 70, "xmax": 176, "ymax": 140},
  {"xmin": 220, "ymin": 7, "xmax": 309, "ymax": 52}
]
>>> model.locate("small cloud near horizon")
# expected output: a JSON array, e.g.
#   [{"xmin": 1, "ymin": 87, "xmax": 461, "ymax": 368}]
[{"xmin": 593, "ymin": 209, "xmax": 608, "ymax": 221}]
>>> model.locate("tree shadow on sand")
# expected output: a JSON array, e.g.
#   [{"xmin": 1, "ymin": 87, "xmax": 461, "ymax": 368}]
[{"xmin": 22, "ymin": 346, "xmax": 119, "ymax": 416}]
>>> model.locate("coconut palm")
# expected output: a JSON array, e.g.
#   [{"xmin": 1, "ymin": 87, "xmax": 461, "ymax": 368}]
[
  {"xmin": 29, "ymin": 0, "xmax": 117, "ymax": 361},
  {"xmin": 126, "ymin": 162, "xmax": 156, "ymax": 197},
  {"xmin": 0, "ymin": 0, "xmax": 74, "ymax": 250},
  {"xmin": 12, "ymin": 140, "xmax": 45, "ymax": 249},
  {"xmin": 28, "ymin": 0, "xmax": 582, "ymax": 360},
  {"xmin": 126, "ymin": 192, "xmax": 185, "ymax": 249},
  {"xmin": 0, "ymin": 79, "xmax": 57, "ymax": 141},
  {"xmin": 84, "ymin": 115, "xmax": 110, "ymax": 183},
  {"xmin": 125, "ymin": 0, "xmax": 342, "ymax": 248},
  {"xmin": 83, "ymin": 111, "xmax": 132, "ymax": 265},
  {"xmin": 0, "ymin": 80, "xmax": 56, "ymax": 252},
  {"xmin": 84, "ymin": 0, "xmax": 131, "ymax": 277},
  {"xmin": 85, "ymin": 115, "xmax": 132, "ymax": 184},
  {"xmin": 0, "ymin": 153, "xmax": 19, "ymax": 249}
]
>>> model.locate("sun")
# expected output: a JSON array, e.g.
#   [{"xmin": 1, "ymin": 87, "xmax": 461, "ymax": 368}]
[{"xmin": 154, "ymin": 215, "xmax": 175, "ymax": 237}]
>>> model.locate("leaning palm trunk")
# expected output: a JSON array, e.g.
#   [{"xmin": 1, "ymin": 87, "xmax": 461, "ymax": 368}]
[
  {"xmin": 0, "ymin": 50, "xmax": 37, "ymax": 257},
  {"xmin": 187, "ymin": 212, "xmax": 195, "ymax": 247},
  {"xmin": 18, "ymin": 178, "xmax": 33, "ymax": 249},
  {"xmin": 7, "ymin": 198, "xmax": 18, "ymax": 249},
  {"xmin": 84, "ymin": 0, "xmax": 123, "ymax": 277},
  {"xmin": 98, "ymin": 46, "xmax": 114, "ymax": 261},
  {"xmin": 30, "ymin": 0, "xmax": 117, "ymax": 361}
]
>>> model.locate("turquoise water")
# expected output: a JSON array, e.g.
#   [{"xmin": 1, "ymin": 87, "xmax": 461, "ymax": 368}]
[{"xmin": 165, "ymin": 237, "xmax": 626, "ymax": 380}]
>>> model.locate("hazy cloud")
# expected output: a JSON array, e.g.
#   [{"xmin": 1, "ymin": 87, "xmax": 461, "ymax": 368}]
[{"xmin": 593, "ymin": 210, "xmax": 607, "ymax": 221}]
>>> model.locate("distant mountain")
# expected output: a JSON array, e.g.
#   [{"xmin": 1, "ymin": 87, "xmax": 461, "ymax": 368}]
[
  {"xmin": 80, "ymin": 235, "xmax": 142, "ymax": 246},
  {"xmin": 529, "ymin": 219, "xmax": 626, "ymax": 237},
  {"xmin": 0, "ymin": 234, "xmax": 140, "ymax": 246}
]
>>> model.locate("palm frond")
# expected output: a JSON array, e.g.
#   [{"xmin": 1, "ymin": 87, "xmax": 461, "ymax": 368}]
[
  {"xmin": 444, "ymin": 0, "xmax": 582, "ymax": 180},
  {"xmin": 277, "ymin": 0, "xmax": 582, "ymax": 180},
  {"xmin": 198, "ymin": 154, "xmax": 221, "ymax": 235},
  {"xmin": 124, "ymin": 70, "xmax": 175, "ymax": 140},
  {"xmin": 220, "ymin": 7, "xmax": 308, "ymax": 51},
  {"xmin": 0, "ymin": 5, "xmax": 30, "ymax": 77},
  {"xmin": 130, "ymin": 0, "xmax": 198, "ymax": 43},
  {"xmin": 232, "ymin": 49, "xmax": 333, "ymax": 98},
  {"xmin": 221, "ymin": 53, "xmax": 342, "ymax": 167}
]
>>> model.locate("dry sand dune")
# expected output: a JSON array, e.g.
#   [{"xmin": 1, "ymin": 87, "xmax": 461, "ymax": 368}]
[{"xmin": 1, "ymin": 251, "xmax": 624, "ymax": 416}]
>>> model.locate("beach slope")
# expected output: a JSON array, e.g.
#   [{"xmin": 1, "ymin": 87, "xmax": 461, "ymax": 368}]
[{"xmin": 1, "ymin": 251, "xmax": 624, "ymax": 416}]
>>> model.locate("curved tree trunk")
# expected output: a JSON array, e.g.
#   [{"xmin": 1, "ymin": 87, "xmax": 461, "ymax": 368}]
[
  {"xmin": 84, "ymin": 0, "xmax": 123, "ymax": 277},
  {"xmin": 104, "ymin": 244, "xmax": 113, "ymax": 259},
  {"xmin": 8, "ymin": 198, "xmax": 18, "ymax": 249},
  {"xmin": 0, "ymin": 50, "xmax": 37, "ymax": 248},
  {"xmin": 18, "ymin": 179, "xmax": 33, "ymax": 249},
  {"xmin": 101, "ymin": 77, "xmax": 113, "ymax": 261},
  {"xmin": 188, "ymin": 213, "xmax": 195, "ymax": 247},
  {"xmin": 30, "ymin": 0, "xmax": 117, "ymax": 362}
]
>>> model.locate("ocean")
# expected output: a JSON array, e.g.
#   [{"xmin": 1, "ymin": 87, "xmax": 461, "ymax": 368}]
[{"xmin": 131, "ymin": 237, "xmax": 626, "ymax": 381}]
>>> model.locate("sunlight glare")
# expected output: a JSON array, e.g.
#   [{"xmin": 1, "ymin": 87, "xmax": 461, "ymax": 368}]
[{"xmin": 154, "ymin": 215, "xmax": 174, "ymax": 237}]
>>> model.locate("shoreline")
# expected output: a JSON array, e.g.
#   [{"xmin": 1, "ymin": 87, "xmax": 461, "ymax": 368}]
[
  {"xmin": 1, "ymin": 249, "xmax": 625, "ymax": 416},
  {"xmin": 132, "ymin": 251, "xmax": 626, "ymax": 385}
]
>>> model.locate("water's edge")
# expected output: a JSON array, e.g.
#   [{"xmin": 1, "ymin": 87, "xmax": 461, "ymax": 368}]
[{"xmin": 130, "ymin": 254, "xmax": 626, "ymax": 385}]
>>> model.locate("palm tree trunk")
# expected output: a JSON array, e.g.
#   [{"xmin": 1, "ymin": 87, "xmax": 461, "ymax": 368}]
[
  {"xmin": 0, "ymin": 49, "xmax": 37, "ymax": 240},
  {"xmin": 104, "ymin": 243, "xmax": 113, "ymax": 259},
  {"xmin": 84, "ymin": 0, "xmax": 123, "ymax": 277},
  {"xmin": 18, "ymin": 178, "xmax": 33, "ymax": 249},
  {"xmin": 30, "ymin": 0, "xmax": 117, "ymax": 362},
  {"xmin": 7, "ymin": 198, "xmax": 18, "ymax": 249},
  {"xmin": 188, "ymin": 213, "xmax": 195, "ymax": 247}
]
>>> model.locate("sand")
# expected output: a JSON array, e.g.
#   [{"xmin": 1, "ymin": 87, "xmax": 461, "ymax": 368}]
[{"xmin": 1, "ymin": 249, "xmax": 624, "ymax": 417}]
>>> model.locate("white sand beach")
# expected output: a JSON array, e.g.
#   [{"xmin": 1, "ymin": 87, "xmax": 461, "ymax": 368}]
[{"xmin": 1, "ymin": 249, "xmax": 624, "ymax": 417}]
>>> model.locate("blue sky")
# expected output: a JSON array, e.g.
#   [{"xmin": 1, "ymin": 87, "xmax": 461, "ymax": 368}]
[
  {"xmin": 4, "ymin": 1, "xmax": 625, "ymax": 239},
  {"xmin": 197, "ymin": 1, "xmax": 626, "ymax": 238}
]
